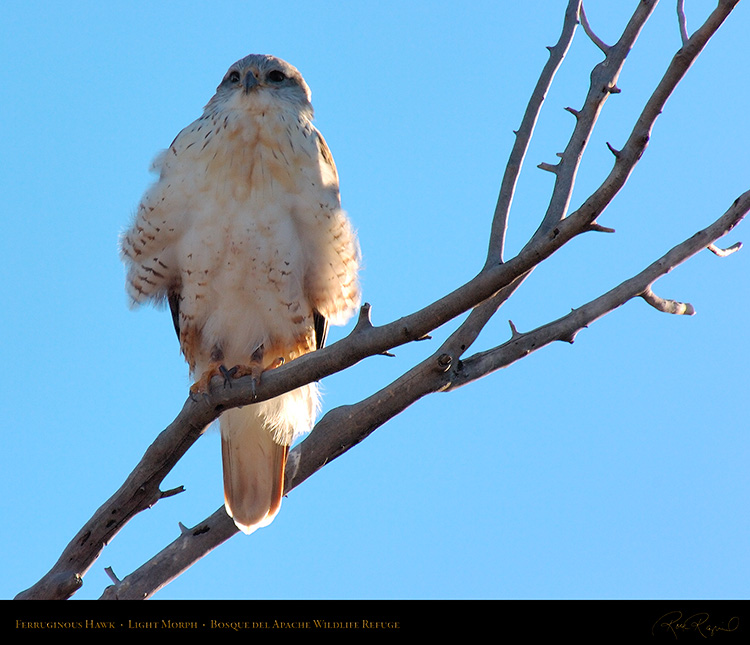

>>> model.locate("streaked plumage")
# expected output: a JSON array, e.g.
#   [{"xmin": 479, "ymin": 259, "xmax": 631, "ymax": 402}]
[{"xmin": 121, "ymin": 54, "xmax": 360, "ymax": 534}]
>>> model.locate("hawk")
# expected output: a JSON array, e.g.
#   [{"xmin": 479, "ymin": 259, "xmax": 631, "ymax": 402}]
[{"xmin": 121, "ymin": 54, "xmax": 361, "ymax": 534}]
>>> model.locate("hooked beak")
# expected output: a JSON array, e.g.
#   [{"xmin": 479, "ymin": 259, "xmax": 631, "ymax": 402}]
[{"xmin": 244, "ymin": 71, "xmax": 259, "ymax": 94}]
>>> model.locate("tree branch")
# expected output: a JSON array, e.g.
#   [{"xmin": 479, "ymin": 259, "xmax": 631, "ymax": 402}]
[
  {"xmin": 488, "ymin": 0, "xmax": 582, "ymax": 265},
  {"xmin": 580, "ymin": 3, "xmax": 611, "ymax": 54},
  {"xmin": 450, "ymin": 191, "xmax": 748, "ymax": 389},
  {"xmin": 677, "ymin": 0, "xmax": 690, "ymax": 45},
  {"xmin": 640, "ymin": 287, "xmax": 695, "ymax": 315},
  {"xmin": 15, "ymin": 0, "xmax": 745, "ymax": 600},
  {"xmin": 96, "ymin": 187, "xmax": 749, "ymax": 600}
]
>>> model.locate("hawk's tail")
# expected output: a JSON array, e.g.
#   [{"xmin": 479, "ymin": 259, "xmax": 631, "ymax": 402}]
[{"xmin": 220, "ymin": 406, "xmax": 288, "ymax": 535}]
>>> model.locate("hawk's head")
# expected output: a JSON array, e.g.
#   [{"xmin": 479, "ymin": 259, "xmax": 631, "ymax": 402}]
[{"xmin": 205, "ymin": 54, "xmax": 313, "ymax": 118}]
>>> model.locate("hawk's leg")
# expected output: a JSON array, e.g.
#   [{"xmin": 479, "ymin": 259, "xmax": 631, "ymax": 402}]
[
  {"xmin": 189, "ymin": 361, "xmax": 227, "ymax": 397},
  {"xmin": 229, "ymin": 344, "xmax": 285, "ymax": 399},
  {"xmin": 189, "ymin": 345, "xmax": 233, "ymax": 396},
  {"xmin": 190, "ymin": 345, "xmax": 285, "ymax": 399}
]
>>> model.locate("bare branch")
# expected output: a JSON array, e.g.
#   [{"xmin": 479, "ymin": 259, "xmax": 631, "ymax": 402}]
[
  {"xmin": 445, "ymin": 0, "xmax": 651, "ymax": 364},
  {"xmin": 588, "ymin": 222, "xmax": 617, "ymax": 234},
  {"xmin": 160, "ymin": 486, "xmax": 185, "ymax": 499},
  {"xmin": 532, "ymin": 1, "xmax": 659, "ymax": 243},
  {"xmin": 104, "ymin": 567, "xmax": 119, "ymax": 585},
  {"xmin": 580, "ymin": 3, "xmax": 611, "ymax": 53},
  {"xmin": 677, "ymin": 0, "xmax": 690, "ymax": 45},
  {"xmin": 606, "ymin": 141, "xmax": 622, "ymax": 157},
  {"xmin": 566, "ymin": 0, "xmax": 741, "ymax": 232},
  {"xmin": 100, "ymin": 509, "xmax": 237, "ymax": 600},
  {"xmin": 708, "ymin": 241, "xmax": 742, "ymax": 256},
  {"xmin": 486, "ymin": 0, "xmax": 582, "ymax": 265},
  {"xmin": 640, "ymin": 287, "xmax": 695, "ymax": 315},
  {"xmin": 99, "ymin": 188, "xmax": 750, "ymax": 599},
  {"xmin": 538, "ymin": 161, "xmax": 560, "ymax": 174},
  {"xmin": 451, "ymin": 191, "xmax": 749, "ymax": 389}
]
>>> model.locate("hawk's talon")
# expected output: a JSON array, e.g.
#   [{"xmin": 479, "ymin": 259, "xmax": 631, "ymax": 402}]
[
  {"xmin": 190, "ymin": 361, "xmax": 226, "ymax": 397},
  {"xmin": 219, "ymin": 364, "xmax": 238, "ymax": 388},
  {"xmin": 229, "ymin": 361, "xmax": 265, "ymax": 400},
  {"xmin": 188, "ymin": 389, "xmax": 210, "ymax": 403}
]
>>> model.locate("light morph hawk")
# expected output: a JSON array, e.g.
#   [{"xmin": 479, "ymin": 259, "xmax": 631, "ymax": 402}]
[{"xmin": 121, "ymin": 54, "xmax": 361, "ymax": 535}]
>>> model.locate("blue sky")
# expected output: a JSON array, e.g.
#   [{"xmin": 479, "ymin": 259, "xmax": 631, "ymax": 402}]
[{"xmin": 2, "ymin": 1, "xmax": 748, "ymax": 600}]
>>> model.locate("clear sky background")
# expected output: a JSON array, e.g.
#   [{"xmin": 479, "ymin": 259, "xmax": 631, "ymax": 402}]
[{"xmin": 3, "ymin": 1, "xmax": 748, "ymax": 601}]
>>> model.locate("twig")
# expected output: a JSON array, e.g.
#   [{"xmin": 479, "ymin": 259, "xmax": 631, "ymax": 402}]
[
  {"xmin": 486, "ymin": 0, "xmax": 582, "ymax": 265},
  {"xmin": 677, "ymin": 0, "xmax": 690, "ymax": 45},
  {"xmin": 566, "ymin": 0, "xmax": 741, "ymax": 232},
  {"xmin": 580, "ymin": 3, "xmax": 611, "ymax": 53},
  {"xmin": 708, "ymin": 241, "xmax": 742, "ymax": 256},
  {"xmin": 104, "ymin": 567, "xmax": 119, "ymax": 585},
  {"xmin": 450, "ymin": 191, "xmax": 749, "ymax": 389},
  {"xmin": 445, "ymin": 0, "xmax": 658, "ymax": 364},
  {"xmin": 640, "ymin": 287, "xmax": 695, "ymax": 315},
  {"xmin": 538, "ymin": 0, "xmax": 658, "ymax": 235}
]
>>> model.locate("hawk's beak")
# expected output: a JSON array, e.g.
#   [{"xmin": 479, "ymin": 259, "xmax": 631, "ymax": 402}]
[{"xmin": 244, "ymin": 72, "xmax": 259, "ymax": 93}]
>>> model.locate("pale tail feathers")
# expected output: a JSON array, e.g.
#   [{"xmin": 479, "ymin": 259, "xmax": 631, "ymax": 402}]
[{"xmin": 220, "ymin": 407, "xmax": 289, "ymax": 535}]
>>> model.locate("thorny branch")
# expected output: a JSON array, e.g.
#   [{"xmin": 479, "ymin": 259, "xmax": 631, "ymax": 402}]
[{"xmin": 16, "ymin": 0, "xmax": 746, "ymax": 600}]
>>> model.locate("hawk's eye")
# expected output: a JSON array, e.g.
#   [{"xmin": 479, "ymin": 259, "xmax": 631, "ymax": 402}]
[
  {"xmin": 267, "ymin": 70, "xmax": 286, "ymax": 83},
  {"xmin": 227, "ymin": 71, "xmax": 241, "ymax": 83}
]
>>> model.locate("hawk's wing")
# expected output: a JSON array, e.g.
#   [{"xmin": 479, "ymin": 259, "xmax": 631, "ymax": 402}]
[
  {"xmin": 313, "ymin": 310, "xmax": 329, "ymax": 351},
  {"xmin": 120, "ymin": 148, "xmax": 185, "ymax": 309},
  {"xmin": 168, "ymin": 289, "xmax": 181, "ymax": 340}
]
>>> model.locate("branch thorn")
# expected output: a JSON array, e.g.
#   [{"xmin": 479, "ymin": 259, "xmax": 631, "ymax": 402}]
[
  {"xmin": 353, "ymin": 302, "xmax": 374, "ymax": 333},
  {"xmin": 559, "ymin": 331, "xmax": 578, "ymax": 344},
  {"xmin": 104, "ymin": 567, "xmax": 120, "ymax": 584},
  {"xmin": 606, "ymin": 141, "xmax": 621, "ymax": 157},
  {"xmin": 589, "ymin": 222, "xmax": 616, "ymax": 234},
  {"xmin": 640, "ymin": 287, "xmax": 695, "ymax": 316},
  {"xmin": 160, "ymin": 486, "xmax": 185, "ymax": 499},
  {"xmin": 708, "ymin": 241, "xmax": 742, "ymax": 257}
]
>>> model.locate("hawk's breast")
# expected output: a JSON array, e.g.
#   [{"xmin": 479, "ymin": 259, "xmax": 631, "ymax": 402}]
[{"xmin": 170, "ymin": 107, "xmax": 327, "ymax": 370}]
